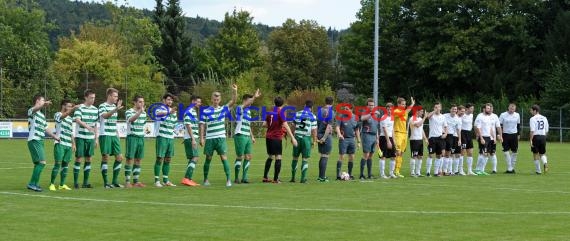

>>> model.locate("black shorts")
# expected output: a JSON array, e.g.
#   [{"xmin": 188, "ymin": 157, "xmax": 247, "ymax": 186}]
[
  {"xmin": 266, "ymin": 138, "xmax": 282, "ymax": 155},
  {"xmin": 478, "ymin": 136, "xmax": 495, "ymax": 154},
  {"xmin": 461, "ymin": 130, "xmax": 473, "ymax": 149},
  {"xmin": 428, "ymin": 137, "xmax": 445, "ymax": 155},
  {"xmin": 410, "ymin": 140, "xmax": 423, "ymax": 157},
  {"xmin": 502, "ymin": 133, "xmax": 519, "ymax": 152},
  {"xmin": 318, "ymin": 136, "xmax": 332, "ymax": 154},
  {"xmin": 445, "ymin": 135, "xmax": 460, "ymax": 154},
  {"xmin": 379, "ymin": 137, "xmax": 396, "ymax": 158},
  {"xmin": 531, "ymin": 135, "xmax": 547, "ymax": 154}
]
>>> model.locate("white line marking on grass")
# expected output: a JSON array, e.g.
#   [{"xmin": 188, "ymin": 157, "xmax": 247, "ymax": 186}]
[
  {"xmin": 392, "ymin": 182, "xmax": 570, "ymax": 195},
  {"xmin": 2, "ymin": 191, "xmax": 570, "ymax": 215},
  {"xmin": 0, "ymin": 167, "xmax": 31, "ymax": 170}
]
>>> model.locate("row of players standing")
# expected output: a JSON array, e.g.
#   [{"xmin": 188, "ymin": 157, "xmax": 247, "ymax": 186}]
[
  {"xmin": 25, "ymin": 87, "xmax": 551, "ymax": 192},
  {"xmin": 345, "ymin": 98, "xmax": 550, "ymax": 180}
]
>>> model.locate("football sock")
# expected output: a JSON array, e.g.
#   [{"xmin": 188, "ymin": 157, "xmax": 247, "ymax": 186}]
[
  {"xmin": 301, "ymin": 160, "xmax": 309, "ymax": 181},
  {"xmin": 83, "ymin": 162, "xmax": 91, "ymax": 185},
  {"xmin": 51, "ymin": 162, "xmax": 61, "ymax": 184},
  {"xmin": 60, "ymin": 161, "xmax": 69, "ymax": 185},
  {"xmin": 234, "ymin": 159, "xmax": 242, "ymax": 181},
  {"xmin": 510, "ymin": 153, "xmax": 518, "ymax": 170},
  {"xmin": 101, "ymin": 161, "xmax": 108, "ymax": 185},
  {"xmin": 203, "ymin": 157, "xmax": 212, "ymax": 180},
  {"xmin": 112, "ymin": 160, "xmax": 121, "ymax": 184},
  {"xmin": 73, "ymin": 161, "xmax": 81, "ymax": 185},
  {"xmin": 244, "ymin": 159, "xmax": 251, "ymax": 181},
  {"xmin": 272, "ymin": 159, "xmax": 280, "ymax": 181},
  {"xmin": 154, "ymin": 159, "xmax": 162, "ymax": 182},
  {"xmin": 222, "ymin": 159, "xmax": 231, "ymax": 181},
  {"xmin": 359, "ymin": 158, "xmax": 366, "ymax": 177},
  {"xmin": 263, "ymin": 158, "xmax": 272, "ymax": 179},
  {"xmin": 162, "ymin": 161, "xmax": 171, "ymax": 183},
  {"xmin": 185, "ymin": 160, "xmax": 196, "ymax": 179},
  {"xmin": 426, "ymin": 157, "xmax": 432, "ymax": 174},
  {"xmin": 124, "ymin": 164, "xmax": 132, "ymax": 183},
  {"xmin": 291, "ymin": 159, "xmax": 298, "ymax": 180},
  {"xmin": 132, "ymin": 164, "xmax": 140, "ymax": 183}
]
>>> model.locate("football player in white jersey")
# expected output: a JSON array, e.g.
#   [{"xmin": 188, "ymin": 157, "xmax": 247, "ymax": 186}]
[
  {"xmin": 379, "ymin": 103, "xmax": 395, "ymax": 178},
  {"xmin": 529, "ymin": 105, "xmax": 549, "ymax": 174},
  {"xmin": 459, "ymin": 104, "xmax": 475, "ymax": 175},
  {"xmin": 409, "ymin": 109, "xmax": 428, "ymax": 177},
  {"xmin": 443, "ymin": 105, "xmax": 461, "ymax": 176},
  {"xmin": 424, "ymin": 102, "xmax": 448, "ymax": 177},
  {"xmin": 474, "ymin": 104, "xmax": 494, "ymax": 175},
  {"xmin": 488, "ymin": 104, "xmax": 503, "ymax": 174},
  {"xmin": 499, "ymin": 103, "xmax": 521, "ymax": 173}
]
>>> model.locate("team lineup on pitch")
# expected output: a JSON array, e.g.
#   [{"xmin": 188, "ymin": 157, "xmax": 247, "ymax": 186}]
[{"xmin": 24, "ymin": 86, "xmax": 551, "ymax": 192}]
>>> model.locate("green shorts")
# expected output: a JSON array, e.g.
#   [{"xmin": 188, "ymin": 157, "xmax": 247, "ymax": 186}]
[
  {"xmin": 99, "ymin": 135, "xmax": 122, "ymax": 156},
  {"xmin": 126, "ymin": 135, "xmax": 145, "ymax": 159},
  {"xmin": 156, "ymin": 136, "xmax": 174, "ymax": 158},
  {"xmin": 54, "ymin": 144, "xmax": 73, "ymax": 162},
  {"xmin": 28, "ymin": 140, "xmax": 45, "ymax": 163},
  {"xmin": 293, "ymin": 136, "xmax": 312, "ymax": 158},
  {"xmin": 75, "ymin": 138, "xmax": 95, "ymax": 158},
  {"xmin": 204, "ymin": 138, "xmax": 227, "ymax": 156},
  {"xmin": 183, "ymin": 139, "xmax": 199, "ymax": 159},
  {"xmin": 234, "ymin": 134, "xmax": 252, "ymax": 156}
]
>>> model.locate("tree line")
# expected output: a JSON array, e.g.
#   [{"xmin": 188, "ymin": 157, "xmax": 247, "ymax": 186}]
[{"xmin": 1, "ymin": 0, "xmax": 569, "ymax": 120}]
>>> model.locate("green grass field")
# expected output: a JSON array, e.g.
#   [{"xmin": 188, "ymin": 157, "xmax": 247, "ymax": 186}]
[{"xmin": 1, "ymin": 138, "xmax": 569, "ymax": 240}]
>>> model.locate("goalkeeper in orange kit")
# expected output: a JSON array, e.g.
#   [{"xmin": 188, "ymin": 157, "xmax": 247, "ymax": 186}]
[{"xmin": 392, "ymin": 97, "xmax": 415, "ymax": 177}]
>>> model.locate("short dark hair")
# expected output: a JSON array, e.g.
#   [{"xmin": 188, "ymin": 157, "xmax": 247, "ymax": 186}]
[
  {"xmin": 242, "ymin": 94, "xmax": 254, "ymax": 101},
  {"xmin": 531, "ymin": 104, "xmax": 540, "ymax": 112},
  {"xmin": 60, "ymin": 99, "xmax": 72, "ymax": 107},
  {"xmin": 434, "ymin": 102, "xmax": 441, "ymax": 106},
  {"xmin": 367, "ymin": 98, "xmax": 374, "ymax": 104},
  {"xmin": 458, "ymin": 105, "xmax": 466, "ymax": 110},
  {"xmin": 465, "ymin": 103, "xmax": 473, "ymax": 108},
  {"xmin": 325, "ymin": 96, "xmax": 333, "ymax": 105},
  {"xmin": 450, "ymin": 104, "xmax": 457, "ymax": 108},
  {"xmin": 32, "ymin": 94, "xmax": 44, "ymax": 104},
  {"xmin": 162, "ymin": 93, "xmax": 175, "ymax": 100},
  {"xmin": 274, "ymin": 97, "xmax": 284, "ymax": 107},
  {"xmin": 106, "ymin": 88, "xmax": 119, "ymax": 96},
  {"xmin": 84, "ymin": 89, "xmax": 95, "ymax": 98},
  {"xmin": 191, "ymin": 95, "xmax": 201, "ymax": 101},
  {"xmin": 133, "ymin": 95, "xmax": 144, "ymax": 102},
  {"xmin": 305, "ymin": 100, "xmax": 314, "ymax": 108}
]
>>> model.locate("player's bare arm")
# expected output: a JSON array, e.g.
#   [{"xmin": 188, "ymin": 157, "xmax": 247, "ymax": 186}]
[
  {"xmin": 101, "ymin": 99, "xmax": 123, "ymax": 119},
  {"xmin": 226, "ymin": 84, "xmax": 238, "ymax": 108}
]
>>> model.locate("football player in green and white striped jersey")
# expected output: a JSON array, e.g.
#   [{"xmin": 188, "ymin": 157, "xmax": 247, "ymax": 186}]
[
  {"xmin": 49, "ymin": 99, "xmax": 78, "ymax": 191},
  {"xmin": 199, "ymin": 84, "xmax": 238, "ymax": 187},
  {"xmin": 233, "ymin": 89, "xmax": 261, "ymax": 184},
  {"xmin": 181, "ymin": 95, "xmax": 202, "ymax": 187},
  {"xmin": 291, "ymin": 100, "xmax": 318, "ymax": 183},
  {"xmin": 98, "ymin": 88, "xmax": 124, "ymax": 188},
  {"xmin": 27, "ymin": 94, "xmax": 60, "ymax": 192},
  {"xmin": 72, "ymin": 89, "xmax": 99, "ymax": 189},
  {"xmin": 124, "ymin": 95, "xmax": 147, "ymax": 188},
  {"xmin": 153, "ymin": 93, "xmax": 178, "ymax": 187}
]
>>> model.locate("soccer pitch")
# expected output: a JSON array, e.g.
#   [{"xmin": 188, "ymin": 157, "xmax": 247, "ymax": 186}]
[{"xmin": 1, "ymin": 139, "xmax": 568, "ymax": 240}]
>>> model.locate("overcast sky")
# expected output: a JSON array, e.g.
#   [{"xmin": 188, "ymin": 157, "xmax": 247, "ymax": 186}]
[{"xmin": 118, "ymin": 0, "xmax": 361, "ymax": 29}]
